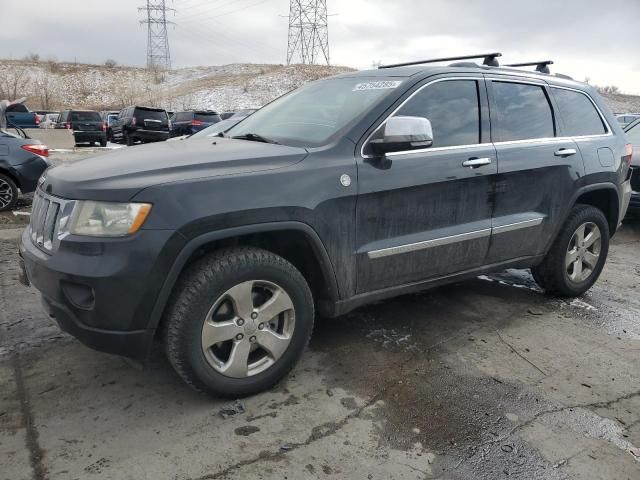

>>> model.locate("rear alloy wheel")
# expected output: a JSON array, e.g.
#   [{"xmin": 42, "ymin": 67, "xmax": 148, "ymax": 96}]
[
  {"xmin": 0, "ymin": 174, "xmax": 18, "ymax": 212},
  {"xmin": 532, "ymin": 205, "xmax": 609, "ymax": 297},
  {"xmin": 565, "ymin": 222, "xmax": 601, "ymax": 283},
  {"xmin": 164, "ymin": 247, "xmax": 314, "ymax": 397}
]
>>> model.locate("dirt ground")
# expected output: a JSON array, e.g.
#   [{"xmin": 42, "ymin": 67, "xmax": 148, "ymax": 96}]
[{"xmin": 1, "ymin": 150, "xmax": 639, "ymax": 479}]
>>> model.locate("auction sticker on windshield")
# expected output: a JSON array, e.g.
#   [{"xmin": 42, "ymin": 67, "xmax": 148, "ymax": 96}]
[{"xmin": 353, "ymin": 81, "xmax": 403, "ymax": 91}]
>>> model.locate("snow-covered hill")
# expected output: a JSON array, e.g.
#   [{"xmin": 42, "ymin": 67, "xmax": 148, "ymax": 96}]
[
  {"xmin": 0, "ymin": 59, "xmax": 637, "ymax": 114},
  {"xmin": 0, "ymin": 60, "xmax": 353, "ymax": 112}
]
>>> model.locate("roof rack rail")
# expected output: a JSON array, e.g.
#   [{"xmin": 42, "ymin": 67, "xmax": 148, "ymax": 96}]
[
  {"xmin": 506, "ymin": 60, "xmax": 554, "ymax": 74},
  {"xmin": 379, "ymin": 52, "xmax": 502, "ymax": 69}
]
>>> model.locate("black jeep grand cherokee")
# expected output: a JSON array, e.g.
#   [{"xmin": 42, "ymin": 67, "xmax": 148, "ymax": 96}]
[{"xmin": 19, "ymin": 55, "xmax": 633, "ymax": 397}]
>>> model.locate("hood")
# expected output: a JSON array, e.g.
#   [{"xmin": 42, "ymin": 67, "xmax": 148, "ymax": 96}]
[{"xmin": 41, "ymin": 137, "xmax": 308, "ymax": 201}]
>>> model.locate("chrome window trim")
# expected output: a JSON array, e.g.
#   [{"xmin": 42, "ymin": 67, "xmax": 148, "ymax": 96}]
[
  {"xmin": 360, "ymin": 76, "xmax": 485, "ymax": 159},
  {"xmin": 366, "ymin": 217, "xmax": 545, "ymax": 259},
  {"xmin": 360, "ymin": 76, "xmax": 613, "ymax": 159}
]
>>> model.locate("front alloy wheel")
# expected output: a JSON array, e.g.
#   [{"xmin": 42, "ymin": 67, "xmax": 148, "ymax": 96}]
[
  {"xmin": 201, "ymin": 280, "xmax": 295, "ymax": 378},
  {"xmin": 164, "ymin": 247, "xmax": 314, "ymax": 397}
]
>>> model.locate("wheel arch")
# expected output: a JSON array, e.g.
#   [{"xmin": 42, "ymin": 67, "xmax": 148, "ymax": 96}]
[
  {"xmin": 571, "ymin": 183, "xmax": 620, "ymax": 235},
  {"xmin": 147, "ymin": 221, "xmax": 340, "ymax": 333}
]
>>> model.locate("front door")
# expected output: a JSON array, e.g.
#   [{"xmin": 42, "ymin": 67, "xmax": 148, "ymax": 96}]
[{"xmin": 356, "ymin": 77, "xmax": 496, "ymax": 293}]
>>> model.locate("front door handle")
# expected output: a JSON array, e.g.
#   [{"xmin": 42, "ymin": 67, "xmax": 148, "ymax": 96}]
[
  {"xmin": 462, "ymin": 157, "xmax": 492, "ymax": 168},
  {"xmin": 554, "ymin": 148, "xmax": 577, "ymax": 157}
]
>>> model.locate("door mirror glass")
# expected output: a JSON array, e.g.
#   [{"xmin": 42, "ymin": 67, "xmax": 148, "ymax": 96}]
[{"xmin": 369, "ymin": 116, "xmax": 433, "ymax": 155}]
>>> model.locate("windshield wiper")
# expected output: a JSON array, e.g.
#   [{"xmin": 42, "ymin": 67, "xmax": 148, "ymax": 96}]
[{"xmin": 231, "ymin": 133, "xmax": 279, "ymax": 144}]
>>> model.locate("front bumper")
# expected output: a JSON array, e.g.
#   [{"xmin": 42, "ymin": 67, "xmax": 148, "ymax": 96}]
[{"xmin": 18, "ymin": 226, "xmax": 180, "ymax": 362}]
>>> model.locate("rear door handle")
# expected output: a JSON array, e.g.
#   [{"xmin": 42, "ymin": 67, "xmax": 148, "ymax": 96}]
[
  {"xmin": 462, "ymin": 157, "xmax": 492, "ymax": 168},
  {"xmin": 554, "ymin": 148, "xmax": 577, "ymax": 157}
]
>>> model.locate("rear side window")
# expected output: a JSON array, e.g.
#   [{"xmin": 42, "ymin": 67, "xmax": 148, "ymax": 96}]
[
  {"xmin": 175, "ymin": 112, "xmax": 190, "ymax": 122},
  {"xmin": 395, "ymin": 80, "xmax": 480, "ymax": 148},
  {"xmin": 492, "ymin": 82, "xmax": 554, "ymax": 141},
  {"xmin": 71, "ymin": 111, "xmax": 101, "ymax": 122},
  {"xmin": 552, "ymin": 88, "xmax": 607, "ymax": 137},
  {"xmin": 135, "ymin": 108, "xmax": 167, "ymax": 123}
]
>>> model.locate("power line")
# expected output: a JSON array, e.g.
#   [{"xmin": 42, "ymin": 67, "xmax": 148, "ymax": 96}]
[
  {"xmin": 139, "ymin": 0, "xmax": 175, "ymax": 69},
  {"xmin": 286, "ymin": 0, "xmax": 330, "ymax": 66}
]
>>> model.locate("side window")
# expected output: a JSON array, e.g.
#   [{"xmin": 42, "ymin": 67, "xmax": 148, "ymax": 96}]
[
  {"xmin": 492, "ymin": 82, "xmax": 555, "ymax": 142},
  {"xmin": 552, "ymin": 88, "xmax": 607, "ymax": 137},
  {"xmin": 393, "ymin": 80, "xmax": 481, "ymax": 148}
]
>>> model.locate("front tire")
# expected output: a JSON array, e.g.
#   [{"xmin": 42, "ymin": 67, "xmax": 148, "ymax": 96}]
[
  {"xmin": 532, "ymin": 204, "xmax": 609, "ymax": 297},
  {"xmin": 163, "ymin": 247, "xmax": 314, "ymax": 397},
  {"xmin": 0, "ymin": 174, "xmax": 18, "ymax": 212}
]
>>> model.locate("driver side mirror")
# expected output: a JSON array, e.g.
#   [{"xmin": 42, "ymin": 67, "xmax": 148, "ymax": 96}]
[{"xmin": 369, "ymin": 116, "xmax": 433, "ymax": 155}]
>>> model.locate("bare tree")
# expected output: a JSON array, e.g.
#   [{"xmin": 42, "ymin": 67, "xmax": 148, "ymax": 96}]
[
  {"xmin": 25, "ymin": 52, "xmax": 40, "ymax": 62},
  {"xmin": 0, "ymin": 66, "xmax": 30, "ymax": 100},
  {"xmin": 34, "ymin": 71, "xmax": 58, "ymax": 110},
  {"xmin": 104, "ymin": 59, "xmax": 117, "ymax": 68},
  {"xmin": 597, "ymin": 85, "xmax": 621, "ymax": 95}
]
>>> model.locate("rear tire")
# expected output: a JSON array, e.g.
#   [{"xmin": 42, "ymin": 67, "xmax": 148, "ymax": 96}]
[
  {"xmin": 163, "ymin": 247, "xmax": 314, "ymax": 397},
  {"xmin": 531, "ymin": 204, "xmax": 609, "ymax": 297},
  {"xmin": 0, "ymin": 174, "xmax": 18, "ymax": 212},
  {"xmin": 100, "ymin": 138, "xmax": 107, "ymax": 147}
]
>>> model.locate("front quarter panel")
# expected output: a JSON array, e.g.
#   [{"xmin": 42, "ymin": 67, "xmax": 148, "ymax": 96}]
[{"xmin": 132, "ymin": 138, "xmax": 359, "ymax": 298}]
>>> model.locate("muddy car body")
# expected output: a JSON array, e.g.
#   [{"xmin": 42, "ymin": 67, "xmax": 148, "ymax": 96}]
[{"xmin": 19, "ymin": 55, "xmax": 633, "ymax": 396}]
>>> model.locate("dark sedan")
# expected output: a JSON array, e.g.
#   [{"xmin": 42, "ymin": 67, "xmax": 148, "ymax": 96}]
[
  {"xmin": 0, "ymin": 128, "xmax": 49, "ymax": 211},
  {"xmin": 170, "ymin": 110, "xmax": 221, "ymax": 137}
]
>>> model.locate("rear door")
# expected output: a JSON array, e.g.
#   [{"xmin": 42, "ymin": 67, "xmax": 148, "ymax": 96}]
[
  {"xmin": 356, "ymin": 77, "xmax": 497, "ymax": 293},
  {"xmin": 485, "ymin": 78, "xmax": 585, "ymax": 263}
]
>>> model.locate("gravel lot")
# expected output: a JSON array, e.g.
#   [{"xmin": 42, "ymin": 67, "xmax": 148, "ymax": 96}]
[{"xmin": 1, "ymin": 149, "xmax": 639, "ymax": 480}]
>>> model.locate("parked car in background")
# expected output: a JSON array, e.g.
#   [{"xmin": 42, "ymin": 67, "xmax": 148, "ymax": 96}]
[
  {"xmin": 39, "ymin": 113, "xmax": 60, "ymax": 129},
  {"xmin": 5, "ymin": 104, "xmax": 40, "ymax": 129},
  {"xmin": 190, "ymin": 110, "xmax": 254, "ymax": 139},
  {"xmin": 220, "ymin": 108, "xmax": 257, "ymax": 120},
  {"xmin": 111, "ymin": 106, "xmax": 170, "ymax": 146},
  {"xmin": 0, "ymin": 128, "xmax": 49, "ymax": 211},
  {"xmin": 170, "ymin": 110, "xmax": 221, "ymax": 137},
  {"xmin": 624, "ymin": 119, "xmax": 640, "ymax": 215},
  {"xmin": 617, "ymin": 114, "xmax": 640, "ymax": 128},
  {"xmin": 57, "ymin": 110, "xmax": 107, "ymax": 147},
  {"xmin": 102, "ymin": 111, "xmax": 120, "ymax": 141},
  {"xmin": 18, "ymin": 55, "xmax": 632, "ymax": 397}
]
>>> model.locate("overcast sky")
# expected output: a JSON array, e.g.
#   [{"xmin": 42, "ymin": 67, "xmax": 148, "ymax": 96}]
[{"xmin": 1, "ymin": 0, "xmax": 639, "ymax": 94}]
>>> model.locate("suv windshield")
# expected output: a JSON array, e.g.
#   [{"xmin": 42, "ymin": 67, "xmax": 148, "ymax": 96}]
[
  {"xmin": 226, "ymin": 77, "xmax": 405, "ymax": 148},
  {"xmin": 71, "ymin": 111, "xmax": 101, "ymax": 122}
]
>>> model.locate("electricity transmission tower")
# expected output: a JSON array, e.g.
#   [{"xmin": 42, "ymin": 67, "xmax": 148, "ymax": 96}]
[
  {"xmin": 286, "ymin": 0, "xmax": 330, "ymax": 65},
  {"xmin": 139, "ymin": 0, "xmax": 174, "ymax": 70}
]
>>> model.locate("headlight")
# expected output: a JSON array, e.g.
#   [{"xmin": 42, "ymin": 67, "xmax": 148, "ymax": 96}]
[{"xmin": 66, "ymin": 201, "xmax": 152, "ymax": 237}]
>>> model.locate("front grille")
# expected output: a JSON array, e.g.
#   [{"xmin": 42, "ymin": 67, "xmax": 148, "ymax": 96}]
[{"xmin": 30, "ymin": 190, "xmax": 72, "ymax": 253}]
